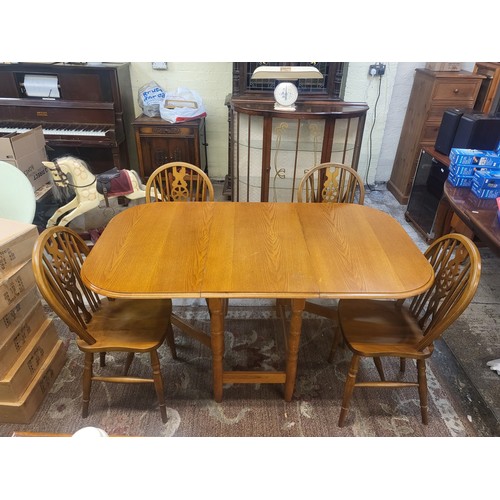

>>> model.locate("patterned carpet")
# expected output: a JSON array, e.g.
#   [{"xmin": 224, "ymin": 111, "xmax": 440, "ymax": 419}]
[{"xmin": 0, "ymin": 305, "xmax": 485, "ymax": 438}]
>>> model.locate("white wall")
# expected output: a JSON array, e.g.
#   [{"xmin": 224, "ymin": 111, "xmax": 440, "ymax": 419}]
[
  {"xmin": 128, "ymin": 62, "xmax": 476, "ymax": 184},
  {"xmin": 129, "ymin": 62, "xmax": 232, "ymax": 180},
  {"xmin": 343, "ymin": 62, "xmax": 399, "ymax": 185}
]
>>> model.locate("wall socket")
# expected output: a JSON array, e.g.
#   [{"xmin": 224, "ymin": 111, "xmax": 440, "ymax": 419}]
[
  {"xmin": 369, "ymin": 63, "xmax": 386, "ymax": 76},
  {"xmin": 152, "ymin": 62, "xmax": 168, "ymax": 70}
]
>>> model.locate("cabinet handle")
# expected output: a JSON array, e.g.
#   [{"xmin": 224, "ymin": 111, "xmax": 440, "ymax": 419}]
[{"xmin": 453, "ymin": 88, "xmax": 459, "ymax": 93}]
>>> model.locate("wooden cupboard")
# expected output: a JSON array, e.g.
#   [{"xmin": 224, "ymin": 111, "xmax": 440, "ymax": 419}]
[
  {"xmin": 387, "ymin": 68, "xmax": 484, "ymax": 204},
  {"xmin": 132, "ymin": 115, "xmax": 207, "ymax": 182}
]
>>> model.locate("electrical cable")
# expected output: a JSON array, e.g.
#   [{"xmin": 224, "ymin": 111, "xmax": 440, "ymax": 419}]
[{"xmin": 365, "ymin": 72, "xmax": 383, "ymax": 191}]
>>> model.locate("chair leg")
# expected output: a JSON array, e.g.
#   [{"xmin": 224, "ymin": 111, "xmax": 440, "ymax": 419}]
[
  {"xmin": 338, "ymin": 354, "xmax": 360, "ymax": 427},
  {"xmin": 124, "ymin": 352, "xmax": 135, "ymax": 375},
  {"xmin": 328, "ymin": 326, "xmax": 343, "ymax": 363},
  {"xmin": 417, "ymin": 359, "xmax": 428, "ymax": 425},
  {"xmin": 373, "ymin": 357, "xmax": 385, "ymax": 381},
  {"xmin": 165, "ymin": 322, "xmax": 178, "ymax": 360},
  {"xmin": 99, "ymin": 352, "xmax": 106, "ymax": 367},
  {"xmin": 150, "ymin": 350, "xmax": 167, "ymax": 424},
  {"xmin": 82, "ymin": 352, "xmax": 93, "ymax": 418},
  {"xmin": 400, "ymin": 358, "xmax": 406, "ymax": 373}
]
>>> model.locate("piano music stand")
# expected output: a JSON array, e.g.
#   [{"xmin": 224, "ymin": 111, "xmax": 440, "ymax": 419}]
[{"xmin": 0, "ymin": 161, "xmax": 36, "ymax": 223}]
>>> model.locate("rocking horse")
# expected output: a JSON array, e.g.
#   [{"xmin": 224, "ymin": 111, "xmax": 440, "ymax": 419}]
[{"xmin": 43, "ymin": 156, "xmax": 148, "ymax": 228}]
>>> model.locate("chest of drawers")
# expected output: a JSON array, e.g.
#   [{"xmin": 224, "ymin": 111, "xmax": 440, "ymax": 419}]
[{"xmin": 387, "ymin": 68, "xmax": 484, "ymax": 204}]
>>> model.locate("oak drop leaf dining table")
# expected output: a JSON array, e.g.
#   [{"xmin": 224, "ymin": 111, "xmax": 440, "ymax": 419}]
[{"xmin": 80, "ymin": 202, "xmax": 434, "ymax": 403}]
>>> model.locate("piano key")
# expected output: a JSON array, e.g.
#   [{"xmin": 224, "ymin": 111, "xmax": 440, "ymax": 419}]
[{"xmin": 0, "ymin": 125, "xmax": 107, "ymax": 136}]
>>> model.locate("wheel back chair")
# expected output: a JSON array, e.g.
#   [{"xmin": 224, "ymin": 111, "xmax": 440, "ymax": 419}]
[
  {"xmin": 296, "ymin": 162, "xmax": 365, "ymax": 204},
  {"xmin": 145, "ymin": 161, "xmax": 214, "ymax": 203},
  {"xmin": 145, "ymin": 161, "xmax": 225, "ymax": 349},
  {"xmin": 278, "ymin": 163, "xmax": 366, "ymax": 325},
  {"xmin": 331, "ymin": 233, "xmax": 481, "ymax": 426},
  {"xmin": 32, "ymin": 226, "xmax": 177, "ymax": 423}
]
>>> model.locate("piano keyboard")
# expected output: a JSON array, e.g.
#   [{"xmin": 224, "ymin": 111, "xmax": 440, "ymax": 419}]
[{"xmin": 0, "ymin": 125, "xmax": 107, "ymax": 137}]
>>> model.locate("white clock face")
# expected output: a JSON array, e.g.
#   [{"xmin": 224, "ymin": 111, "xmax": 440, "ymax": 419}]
[{"xmin": 274, "ymin": 82, "xmax": 299, "ymax": 107}]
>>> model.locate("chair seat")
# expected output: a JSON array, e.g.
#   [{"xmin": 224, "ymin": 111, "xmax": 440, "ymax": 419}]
[
  {"xmin": 338, "ymin": 299, "xmax": 432, "ymax": 359},
  {"xmin": 77, "ymin": 298, "xmax": 171, "ymax": 352}
]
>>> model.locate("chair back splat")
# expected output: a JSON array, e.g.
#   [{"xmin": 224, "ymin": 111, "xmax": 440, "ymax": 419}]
[
  {"xmin": 297, "ymin": 162, "xmax": 365, "ymax": 204},
  {"xmin": 412, "ymin": 234, "xmax": 481, "ymax": 350},
  {"xmin": 145, "ymin": 161, "xmax": 214, "ymax": 202},
  {"xmin": 35, "ymin": 227, "xmax": 99, "ymax": 345}
]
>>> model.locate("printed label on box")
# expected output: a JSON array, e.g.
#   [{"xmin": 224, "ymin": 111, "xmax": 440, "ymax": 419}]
[
  {"xmin": 0, "ymin": 261, "xmax": 35, "ymax": 316},
  {"xmin": 0, "ymin": 218, "xmax": 38, "ymax": 279}
]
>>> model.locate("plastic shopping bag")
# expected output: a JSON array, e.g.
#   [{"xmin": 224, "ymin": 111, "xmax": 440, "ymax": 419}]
[
  {"xmin": 138, "ymin": 81, "xmax": 166, "ymax": 117},
  {"xmin": 159, "ymin": 87, "xmax": 207, "ymax": 123}
]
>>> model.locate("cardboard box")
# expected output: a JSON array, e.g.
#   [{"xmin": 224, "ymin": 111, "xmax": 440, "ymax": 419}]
[
  {"xmin": 0, "ymin": 217, "xmax": 39, "ymax": 279},
  {"xmin": 425, "ymin": 62, "xmax": 462, "ymax": 72},
  {"xmin": 449, "ymin": 163, "xmax": 477, "ymax": 177},
  {"xmin": 0, "ymin": 318, "xmax": 59, "ymax": 402},
  {"xmin": 0, "ymin": 126, "xmax": 49, "ymax": 190},
  {"xmin": 0, "ymin": 287, "xmax": 39, "ymax": 341},
  {"xmin": 449, "ymin": 148, "xmax": 500, "ymax": 167},
  {"xmin": 0, "ymin": 300, "xmax": 47, "ymax": 378},
  {"xmin": 0, "ymin": 339, "xmax": 66, "ymax": 423},
  {"xmin": 447, "ymin": 172, "xmax": 474, "ymax": 188},
  {"xmin": 0, "ymin": 261, "xmax": 36, "ymax": 316},
  {"xmin": 472, "ymin": 169, "xmax": 500, "ymax": 199}
]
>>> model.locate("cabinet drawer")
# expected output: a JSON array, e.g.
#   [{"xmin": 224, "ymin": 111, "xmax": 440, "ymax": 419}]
[
  {"xmin": 427, "ymin": 102, "xmax": 478, "ymax": 124},
  {"xmin": 421, "ymin": 121, "xmax": 441, "ymax": 143},
  {"xmin": 135, "ymin": 125, "xmax": 196, "ymax": 137},
  {"xmin": 431, "ymin": 81, "xmax": 480, "ymax": 101}
]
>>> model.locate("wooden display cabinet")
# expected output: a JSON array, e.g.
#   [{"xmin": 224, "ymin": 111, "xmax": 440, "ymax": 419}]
[
  {"xmin": 387, "ymin": 68, "xmax": 484, "ymax": 204},
  {"xmin": 227, "ymin": 97, "xmax": 368, "ymax": 202},
  {"xmin": 132, "ymin": 115, "xmax": 207, "ymax": 182}
]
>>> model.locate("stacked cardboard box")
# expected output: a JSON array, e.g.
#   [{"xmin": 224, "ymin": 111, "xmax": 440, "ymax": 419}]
[
  {"xmin": 0, "ymin": 127, "xmax": 49, "ymax": 192},
  {"xmin": 0, "ymin": 217, "xmax": 66, "ymax": 423}
]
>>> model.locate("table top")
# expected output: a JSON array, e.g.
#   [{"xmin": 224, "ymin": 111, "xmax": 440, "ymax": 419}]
[
  {"xmin": 81, "ymin": 202, "xmax": 434, "ymax": 300},
  {"xmin": 444, "ymin": 181, "xmax": 500, "ymax": 256}
]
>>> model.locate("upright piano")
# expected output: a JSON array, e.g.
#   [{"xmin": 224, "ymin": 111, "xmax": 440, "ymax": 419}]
[{"xmin": 0, "ymin": 62, "xmax": 137, "ymax": 174}]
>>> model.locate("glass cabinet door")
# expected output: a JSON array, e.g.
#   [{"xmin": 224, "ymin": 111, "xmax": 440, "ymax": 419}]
[{"xmin": 231, "ymin": 104, "xmax": 367, "ymax": 202}]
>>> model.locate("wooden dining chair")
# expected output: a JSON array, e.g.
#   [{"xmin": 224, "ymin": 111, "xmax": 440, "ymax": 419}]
[
  {"xmin": 296, "ymin": 162, "xmax": 365, "ymax": 204},
  {"xmin": 145, "ymin": 161, "xmax": 214, "ymax": 202},
  {"xmin": 32, "ymin": 226, "xmax": 177, "ymax": 423},
  {"xmin": 144, "ymin": 161, "xmax": 223, "ymax": 347},
  {"xmin": 331, "ymin": 233, "xmax": 481, "ymax": 427},
  {"xmin": 283, "ymin": 163, "xmax": 366, "ymax": 326}
]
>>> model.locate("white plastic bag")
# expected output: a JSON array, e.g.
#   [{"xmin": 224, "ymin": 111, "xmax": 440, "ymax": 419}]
[
  {"xmin": 159, "ymin": 87, "xmax": 207, "ymax": 123},
  {"xmin": 138, "ymin": 81, "xmax": 166, "ymax": 117}
]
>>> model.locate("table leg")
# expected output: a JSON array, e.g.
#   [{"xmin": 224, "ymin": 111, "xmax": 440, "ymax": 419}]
[
  {"xmin": 208, "ymin": 297, "xmax": 225, "ymax": 402},
  {"xmin": 284, "ymin": 298, "xmax": 305, "ymax": 402}
]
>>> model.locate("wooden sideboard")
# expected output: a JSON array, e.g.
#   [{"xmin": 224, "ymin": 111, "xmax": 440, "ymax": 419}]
[
  {"xmin": 132, "ymin": 115, "xmax": 207, "ymax": 182},
  {"xmin": 226, "ymin": 97, "xmax": 368, "ymax": 202},
  {"xmin": 388, "ymin": 68, "xmax": 484, "ymax": 204}
]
